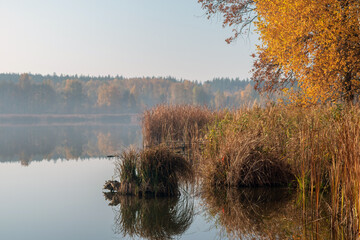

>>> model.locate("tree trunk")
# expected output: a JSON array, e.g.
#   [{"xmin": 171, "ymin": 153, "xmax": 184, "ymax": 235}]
[{"xmin": 344, "ymin": 71, "xmax": 354, "ymax": 103}]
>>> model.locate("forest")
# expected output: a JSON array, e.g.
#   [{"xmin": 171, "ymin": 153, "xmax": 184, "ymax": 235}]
[{"xmin": 0, "ymin": 73, "xmax": 267, "ymax": 114}]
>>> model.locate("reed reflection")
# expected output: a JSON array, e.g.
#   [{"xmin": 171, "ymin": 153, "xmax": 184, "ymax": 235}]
[
  {"xmin": 104, "ymin": 193, "xmax": 194, "ymax": 240},
  {"xmin": 201, "ymin": 187, "xmax": 332, "ymax": 240}
]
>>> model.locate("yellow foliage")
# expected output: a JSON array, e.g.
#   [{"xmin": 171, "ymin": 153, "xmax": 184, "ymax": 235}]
[
  {"xmin": 97, "ymin": 82, "xmax": 121, "ymax": 107},
  {"xmin": 254, "ymin": 0, "xmax": 360, "ymax": 104}
]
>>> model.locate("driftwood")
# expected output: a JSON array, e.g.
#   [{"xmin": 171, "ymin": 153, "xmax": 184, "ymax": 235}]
[{"xmin": 103, "ymin": 180, "xmax": 121, "ymax": 192}]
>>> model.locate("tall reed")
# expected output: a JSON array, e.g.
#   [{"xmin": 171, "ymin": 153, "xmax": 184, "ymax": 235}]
[{"xmin": 329, "ymin": 106, "xmax": 360, "ymax": 237}]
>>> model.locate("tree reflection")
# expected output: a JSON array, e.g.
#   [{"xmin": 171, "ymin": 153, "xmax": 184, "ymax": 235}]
[
  {"xmin": 201, "ymin": 187, "xmax": 332, "ymax": 240},
  {"xmin": 0, "ymin": 125, "xmax": 141, "ymax": 164},
  {"xmin": 104, "ymin": 193, "xmax": 194, "ymax": 240}
]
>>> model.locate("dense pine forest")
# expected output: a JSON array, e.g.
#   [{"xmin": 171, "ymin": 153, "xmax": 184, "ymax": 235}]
[{"xmin": 0, "ymin": 73, "xmax": 267, "ymax": 114}]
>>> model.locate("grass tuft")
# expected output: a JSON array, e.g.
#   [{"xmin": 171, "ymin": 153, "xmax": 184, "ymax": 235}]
[{"xmin": 114, "ymin": 145, "xmax": 193, "ymax": 197}]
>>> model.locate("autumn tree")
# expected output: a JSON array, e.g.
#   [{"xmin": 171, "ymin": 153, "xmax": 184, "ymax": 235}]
[
  {"xmin": 199, "ymin": 0, "xmax": 360, "ymax": 104},
  {"xmin": 170, "ymin": 81, "xmax": 194, "ymax": 104},
  {"xmin": 193, "ymin": 85, "xmax": 210, "ymax": 105},
  {"xmin": 31, "ymin": 81, "xmax": 57, "ymax": 112},
  {"xmin": 97, "ymin": 82, "xmax": 122, "ymax": 108},
  {"xmin": 19, "ymin": 73, "xmax": 31, "ymax": 89},
  {"xmin": 63, "ymin": 79, "xmax": 85, "ymax": 112},
  {"xmin": 213, "ymin": 91, "xmax": 226, "ymax": 109}
]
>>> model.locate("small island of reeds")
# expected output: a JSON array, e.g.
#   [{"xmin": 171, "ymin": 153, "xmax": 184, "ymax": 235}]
[{"xmin": 105, "ymin": 145, "xmax": 193, "ymax": 197}]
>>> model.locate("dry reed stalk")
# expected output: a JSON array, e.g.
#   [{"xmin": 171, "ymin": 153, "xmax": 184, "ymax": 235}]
[{"xmin": 329, "ymin": 107, "xmax": 360, "ymax": 238}]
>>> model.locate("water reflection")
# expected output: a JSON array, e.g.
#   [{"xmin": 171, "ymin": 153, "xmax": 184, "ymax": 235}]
[
  {"xmin": 0, "ymin": 125, "xmax": 141, "ymax": 165},
  {"xmin": 104, "ymin": 188, "xmax": 333, "ymax": 240},
  {"xmin": 105, "ymin": 193, "xmax": 194, "ymax": 240},
  {"xmin": 201, "ymin": 187, "xmax": 332, "ymax": 240}
]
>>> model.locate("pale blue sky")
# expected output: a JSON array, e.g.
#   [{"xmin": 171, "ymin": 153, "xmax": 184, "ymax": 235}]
[{"xmin": 0, "ymin": 0, "xmax": 258, "ymax": 81}]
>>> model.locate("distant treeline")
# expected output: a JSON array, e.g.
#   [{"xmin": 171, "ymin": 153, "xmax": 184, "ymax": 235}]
[{"xmin": 0, "ymin": 73, "xmax": 269, "ymax": 114}]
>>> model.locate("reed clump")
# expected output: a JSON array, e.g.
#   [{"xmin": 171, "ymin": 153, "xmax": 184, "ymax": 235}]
[
  {"xmin": 114, "ymin": 145, "xmax": 194, "ymax": 197},
  {"xmin": 201, "ymin": 106, "xmax": 296, "ymax": 187},
  {"xmin": 142, "ymin": 105, "xmax": 222, "ymax": 153}
]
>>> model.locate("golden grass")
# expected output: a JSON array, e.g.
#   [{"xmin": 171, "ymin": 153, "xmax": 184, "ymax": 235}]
[
  {"xmin": 328, "ymin": 107, "xmax": 360, "ymax": 238},
  {"xmin": 142, "ymin": 105, "xmax": 215, "ymax": 146},
  {"xmin": 138, "ymin": 145, "xmax": 194, "ymax": 196},
  {"xmin": 200, "ymin": 104, "xmax": 360, "ymax": 237},
  {"xmin": 201, "ymin": 105, "xmax": 296, "ymax": 187}
]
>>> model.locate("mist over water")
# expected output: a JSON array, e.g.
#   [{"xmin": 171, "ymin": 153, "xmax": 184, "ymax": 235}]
[{"xmin": 0, "ymin": 124, "xmax": 141, "ymax": 165}]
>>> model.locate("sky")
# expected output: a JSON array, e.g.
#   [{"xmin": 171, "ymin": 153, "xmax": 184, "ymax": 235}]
[{"xmin": 0, "ymin": 0, "xmax": 258, "ymax": 82}]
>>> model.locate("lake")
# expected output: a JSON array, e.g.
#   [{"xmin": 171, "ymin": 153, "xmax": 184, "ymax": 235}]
[{"xmin": 0, "ymin": 123, "xmax": 331, "ymax": 240}]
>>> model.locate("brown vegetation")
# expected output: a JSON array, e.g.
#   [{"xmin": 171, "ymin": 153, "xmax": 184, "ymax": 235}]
[
  {"xmin": 142, "ymin": 104, "xmax": 360, "ymax": 237},
  {"xmin": 201, "ymin": 107, "xmax": 295, "ymax": 187},
  {"xmin": 142, "ymin": 105, "xmax": 218, "ymax": 147},
  {"xmin": 142, "ymin": 105, "xmax": 225, "ymax": 165},
  {"xmin": 201, "ymin": 104, "xmax": 360, "ymax": 237},
  {"xmin": 111, "ymin": 145, "xmax": 194, "ymax": 197}
]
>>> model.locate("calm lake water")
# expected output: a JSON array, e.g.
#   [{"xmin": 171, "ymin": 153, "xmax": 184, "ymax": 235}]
[{"xmin": 0, "ymin": 123, "xmax": 332, "ymax": 240}]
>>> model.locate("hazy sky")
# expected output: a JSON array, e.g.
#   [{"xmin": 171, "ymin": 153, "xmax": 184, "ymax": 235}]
[{"xmin": 0, "ymin": 0, "xmax": 258, "ymax": 82}]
